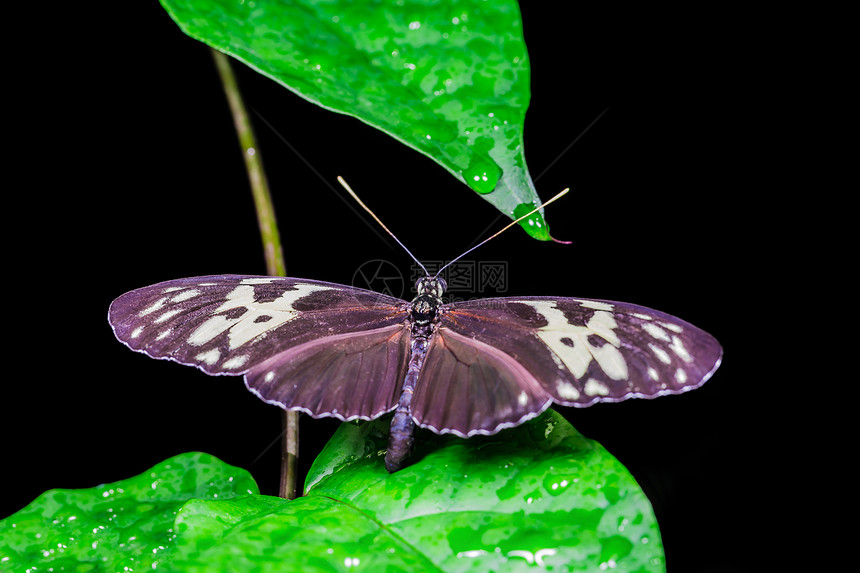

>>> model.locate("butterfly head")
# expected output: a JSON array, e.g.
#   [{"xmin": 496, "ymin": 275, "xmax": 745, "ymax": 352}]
[{"xmin": 415, "ymin": 276, "xmax": 447, "ymax": 298}]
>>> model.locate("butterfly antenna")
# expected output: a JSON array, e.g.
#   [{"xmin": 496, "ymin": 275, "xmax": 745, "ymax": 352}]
[
  {"xmin": 434, "ymin": 188, "xmax": 570, "ymax": 279},
  {"xmin": 337, "ymin": 176, "xmax": 429, "ymax": 276}
]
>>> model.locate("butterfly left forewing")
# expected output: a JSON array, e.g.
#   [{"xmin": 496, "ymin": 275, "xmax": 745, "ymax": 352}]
[
  {"xmin": 440, "ymin": 296, "xmax": 722, "ymax": 409},
  {"xmin": 108, "ymin": 275, "xmax": 408, "ymax": 376}
]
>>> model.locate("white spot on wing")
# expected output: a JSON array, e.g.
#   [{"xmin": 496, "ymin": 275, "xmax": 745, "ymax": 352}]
[
  {"xmin": 187, "ymin": 315, "xmax": 233, "ymax": 347},
  {"xmin": 649, "ymin": 343, "xmax": 672, "ymax": 364},
  {"xmin": 153, "ymin": 308, "xmax": 181, "ymax": 324},
  {"xmin": 587, "ymin": 311, "xmax": 621, "ymax": 347},
  {"xmin": 130, "ymin": 326, "xmax": 143, "ymax": 339},
  {"xmin": 223, "ymin": 355, "xmax": 249, "ymax": 370},
  {"xmin": 632, "ymin": 313, "xmax": 652, "ymax": 321},
  {"xmin": 264, "ymin": 371, "xmax": 276, "ymax": 382},
  {"xmin": 518, "ymin": 391, "xmax": 529, "ymax": 406},
  {"xmin": 643, "ymin": 323, "xmax": 671, "ymax": 342},
  {"xmin": 514, "ymin": 301, "xmax": 628, "ymax": 381},
  {"xmin": 187, "ymin": 283, "xmax": 335, "ymax": 349},
  {"xmin": 659, "ymin": 321, "xmax": 684, "ymax": 333},
  {"xmin": 573, "ymin": 299, "xmax": 614, "ymax": 311},
  {"xmin": 556, "ymin": 381, "xmax": 580, "ymax": 401},
  {"xmin": 647, "ymin": 367, "xmax": 659, "ymax": 381},
  {"xmin": 669, "ymin": 335, "xmax": 693, "ymax": 363},
  {"xmin": 584, "ymin": 378, "xmax": 610, "ymax": 396},
  {"xmin": 675, "ymin": 368, "xmax": 687, "ymax": 384},
  {"xmin": 171, "ymin": 289, "xmax": 201, "ymax": 303},
  {"xmin": 195, "ymin": 348, "xmax": 221, "ymax": 366},
  {"xmin": 139, "ymin": 297, "xmax": 167, "ymax": 317}
]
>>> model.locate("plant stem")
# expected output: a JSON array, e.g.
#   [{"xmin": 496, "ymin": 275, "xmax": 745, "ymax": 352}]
[
  {"xmin": 211, "ymin": 49, "xmax": 286, "ymax": 278},
  {"xmin": 211, "ymin": 48, "xmax": 298, "ymax": 501}
]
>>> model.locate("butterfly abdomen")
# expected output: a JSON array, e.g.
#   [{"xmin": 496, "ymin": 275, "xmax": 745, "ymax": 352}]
[{"xmin": 386, "ymin": 332, "xmax": 432, "ymax": 472}]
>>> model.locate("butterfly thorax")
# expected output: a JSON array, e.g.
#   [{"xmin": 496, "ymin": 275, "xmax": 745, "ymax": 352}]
[
  {"xmin": 409, "ymin": 276, "xmax": 447, "ymax": 327},
  {"xmin": 409, "ymin": 294, "xmax": 441, "ymax": 327}
]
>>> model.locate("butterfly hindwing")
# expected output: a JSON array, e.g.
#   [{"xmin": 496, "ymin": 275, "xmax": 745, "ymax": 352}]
[
  {"xmin": 245, "ymin": 324, "xmax": 411, "ymax": 421},
  {"xmin": 411, "ymin": 327, "xmax": 552, "ymax": 437},
  {"xmin": 437, "ymin": 296, "xmax": 722, "ymax": 414}
]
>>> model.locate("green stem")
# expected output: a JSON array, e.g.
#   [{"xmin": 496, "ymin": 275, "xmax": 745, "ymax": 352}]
[
  {"xmin": 211, "ymin": 48, "xmax": 298, "ymax": 501},
  {"xmin": 211, "ymin": 49, "xmax": 286, "ymax": 278}
]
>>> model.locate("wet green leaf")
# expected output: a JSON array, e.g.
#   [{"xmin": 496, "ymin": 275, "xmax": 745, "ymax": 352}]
[
  {"xmin": 1, "ymin": 413, "xmax": 664, "ymax": 572},
  {"xmin": 167, "ymin": 494, "xmax": 438, "ymax": 572},
  {"xmin": 160, "ymin": 0, "xmax": 552, "ymax": 240},
  {"xmin": 302, "ymin": 409, "xmax": 666, "ymax": 572},
  {"xmin": 0, "ymin": 452, "xmax": 257, "ymax": 572}
]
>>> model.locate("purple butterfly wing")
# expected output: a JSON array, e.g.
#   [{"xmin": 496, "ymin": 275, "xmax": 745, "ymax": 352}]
[
  {"xmin": 109, "ymin": 275, "xmax": 411, "ymax": 421},
  {"xmin": 411, "ymin": 327, "xmax": 552, "ymax": 437},
  {"xmin": 245, "ymin": 324, "xmax": 410, "ymax": 421},
  {"xmin": 430, "ymin": 297, "xmax": 721, "ymax": 422}
]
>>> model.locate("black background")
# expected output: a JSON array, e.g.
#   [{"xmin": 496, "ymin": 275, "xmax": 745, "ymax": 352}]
[{"xmin": 6, "ymin": 2, "xmax": 783, "ymax": 571}]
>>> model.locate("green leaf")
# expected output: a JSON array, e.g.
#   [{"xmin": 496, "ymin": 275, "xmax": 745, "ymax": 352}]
[
  {"xmin": 160, "ymin": 0, "xmax": 553, "ymax": 240},
  {"xmin": 0, "ymin": 452, "xmax": 257, "ymax": 572},
  {"xmin": 171, "ymin": 411, "xmax": 664, "ymax": 572},
  {"xmin": 1, "ymin": 414, "xmax": 664, "ymax": 572},
  {"xmin": 303, "ymin": 409, "xmax": 666, "ymax": 572},
  {"xmin": 167, "ymin": 495, "xmax": 438, "ymax": 572}
]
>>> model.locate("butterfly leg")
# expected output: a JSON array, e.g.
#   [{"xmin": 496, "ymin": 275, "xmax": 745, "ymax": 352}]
[{"xmin": 385, "ymin": 334, "xmax": 430, "ymax": 472}]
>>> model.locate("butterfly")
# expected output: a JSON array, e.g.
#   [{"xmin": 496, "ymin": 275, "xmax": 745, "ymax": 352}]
[{"xmin": 108, "ymin": 273, "xmax": 722, "ymax": 472}]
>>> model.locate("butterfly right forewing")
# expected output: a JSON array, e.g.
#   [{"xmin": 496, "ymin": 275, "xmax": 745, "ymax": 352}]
[{"xmin": 422, "ymin": 296, "xmax": 722, "ymax": 435}]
